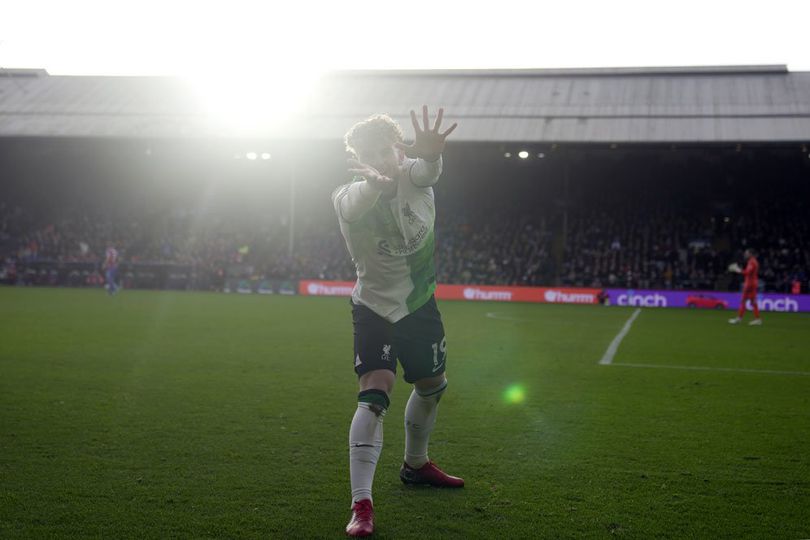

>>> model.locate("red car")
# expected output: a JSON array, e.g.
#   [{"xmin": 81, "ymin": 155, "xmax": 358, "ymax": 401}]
[{"xmin": 686, "ymin": 294, "xmax": 729, "ymax": 310}]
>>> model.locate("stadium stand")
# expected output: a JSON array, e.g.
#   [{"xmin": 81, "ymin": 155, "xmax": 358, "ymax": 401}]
[
  {"xmin": 1, "ymin": 66, "xmax": 809, "ymax": 293},
  {"xmin": 1, "ymin": 153, "xmax": 807, "ymax": 294}
]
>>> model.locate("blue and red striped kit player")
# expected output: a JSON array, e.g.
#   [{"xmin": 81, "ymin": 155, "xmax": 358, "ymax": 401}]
[
  {"xmin": 103, "ymin": 245, "xmax": 119, "ymax": 295},
  {"xmin": 729, "ymin": 248, "xmax": 761, "ymax": 325}
]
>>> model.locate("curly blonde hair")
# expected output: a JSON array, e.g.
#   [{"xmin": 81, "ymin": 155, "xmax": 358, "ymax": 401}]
[{"xmin": 344, "ymin": 114, "xmax": 404, "ymax": 157}]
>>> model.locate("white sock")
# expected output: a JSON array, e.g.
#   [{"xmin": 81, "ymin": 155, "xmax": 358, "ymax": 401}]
[
  {"xmin": 404, "ymin": 380, "xmax": 447, "ymax": 469},
  {"xmin": 349, "ymin": 402, "xmax": 384, "ymax": 505}
]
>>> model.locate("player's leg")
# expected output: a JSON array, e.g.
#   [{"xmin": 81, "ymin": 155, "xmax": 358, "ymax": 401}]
[
  {"xmin": 749, "ymin": 296, "xmax": 762, "ymax": 325},
  {"xmin": 404, "ymin": 373, "xmax": 447, "ymax": 468},
  {"xmin": 397, "ymin": 298, "xmax": 446, "ymax": 470},
  {"xmin": 105, "ymin": 268, "xmax": 113, "ymax": 295},
  {"xmin": 399, "ymin": 373, "xmax": 463, "ymax": 487},
  {"xmin": 395, "ymin": 297, "xmax": 463, "ymax": 487},
  {"xmin": 346, "ymin": 301, "xmax": 397, "ymax": 536},
  {"xmin": 350, "ymin": 369, "xmax": 395, "ymax": 504}
]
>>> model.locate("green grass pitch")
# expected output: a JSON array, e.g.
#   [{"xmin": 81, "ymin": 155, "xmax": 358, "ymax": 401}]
[{"xmin": 1, "ymin": 288, "xmax": 809, "ymax": 538}]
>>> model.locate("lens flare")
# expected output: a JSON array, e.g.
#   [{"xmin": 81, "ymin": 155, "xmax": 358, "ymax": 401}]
[{"xmin": 503, "ymin": 384, "xmax": 526, "ymax": 404}]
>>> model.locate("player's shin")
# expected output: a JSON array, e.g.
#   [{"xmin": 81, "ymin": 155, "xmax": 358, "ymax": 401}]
[
  {"xmin": 404, "ymin": 380, "xmax": 447, "ymax": 469},
  {"xmin": 349, "ymin": 390, "xmax": 389, "ymax": 505}
]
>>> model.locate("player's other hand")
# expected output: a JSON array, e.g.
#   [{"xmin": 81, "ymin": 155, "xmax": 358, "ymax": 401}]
[
  {"xmin": 395, "ymin": 105, "xmax": 457, "ymax": 162},
  {"xmin": 347, "ymin": 159, "xmax": 396, "ymax": 191}
]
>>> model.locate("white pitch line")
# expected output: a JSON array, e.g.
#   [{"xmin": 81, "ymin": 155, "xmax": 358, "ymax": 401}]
[
  {"xmin": 599, "ymin": 308, "xmax": 642, "ymax": 365},
  {"xmin": 611, "ymin": 362, "xmax": 810, "ymax": 376},
  {"xmin": 485, "ymin": 312, "xmax": 535, "ymax": 322}
]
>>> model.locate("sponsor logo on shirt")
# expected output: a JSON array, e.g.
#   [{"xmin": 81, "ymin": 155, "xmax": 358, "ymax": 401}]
[
  {"xmin": 377, "ymin": 239, "xmax": 393, "ymax": 256},
  {"xmin": 376, "ymin": 225, "xmax": 430, "ymax": 256}
]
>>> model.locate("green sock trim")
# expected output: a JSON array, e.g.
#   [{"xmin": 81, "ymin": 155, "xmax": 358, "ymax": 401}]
[
  {"xmin": 416, "ymin": 379, "xmax": 447, "ymax": 398},
  {"xmin": 358, "ymin": 389, "xmax": 390, "ymax": 410}
]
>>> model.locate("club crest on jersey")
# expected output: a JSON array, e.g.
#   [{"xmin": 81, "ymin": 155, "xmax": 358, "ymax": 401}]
[
  {"xmin": 403, "ymin": 202, "xmax": 417, "ymax": 225},
  {"xmin": 381, "ymin": 344, "xmax": 392, "ymax": 362}
]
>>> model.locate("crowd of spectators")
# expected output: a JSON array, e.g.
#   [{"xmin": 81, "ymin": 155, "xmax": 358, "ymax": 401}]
[
  {"xmin": 434, "ymin": 215, "xmax": 552, "ymax": 286},
  {"xmin": 558, "ymin": 181, "xmax": 808, "ymax": 294},
  {"xmin": 2, "ymin": 178, "xmax": 808, "ymax": 294}
]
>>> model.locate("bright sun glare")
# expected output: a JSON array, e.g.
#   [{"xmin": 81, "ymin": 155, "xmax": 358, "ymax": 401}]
[{"xmin": 187, "ymin": 67, "xmax": 323, "ymax": 134}]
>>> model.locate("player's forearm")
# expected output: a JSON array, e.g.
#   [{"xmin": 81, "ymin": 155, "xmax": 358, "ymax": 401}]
[
  {"xmin": 409, "ymin": 156, "xmax": 443, "ymax": 187},
  {"xmin": 334, "ymin": 181, "xmax": 382, "ymax": 222}
]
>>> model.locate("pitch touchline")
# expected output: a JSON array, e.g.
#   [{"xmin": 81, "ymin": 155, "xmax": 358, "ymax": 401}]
[
  {"xmin": 599, "ymin": 308, "xmax": 642, "ymax": 365},
  {"xmin": 611, "ymin": 362, "xmax": 810, "ymax": 376}
]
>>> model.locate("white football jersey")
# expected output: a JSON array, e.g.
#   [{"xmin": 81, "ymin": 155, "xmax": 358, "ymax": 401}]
[{"xmin": 333, "ymin": 157, "xmax": 442, "ymax": 322}]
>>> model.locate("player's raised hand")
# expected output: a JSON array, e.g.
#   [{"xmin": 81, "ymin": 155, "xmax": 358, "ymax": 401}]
[
  {"xmin": 395, "ymin": 106, "xmax": 457, "ymax": 162},
  {"xmin": 347, "ymin": 159, "xmax": 395, "ymax": 190}
]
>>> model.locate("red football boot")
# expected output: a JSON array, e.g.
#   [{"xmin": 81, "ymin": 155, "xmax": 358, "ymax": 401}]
[
  {"xmin": 345, "ymin": 499, "xmax": 374, "ymax": 537},
  {"xmin": 400, "ymin": 460, "xmax": 465, "ymax": 488}
]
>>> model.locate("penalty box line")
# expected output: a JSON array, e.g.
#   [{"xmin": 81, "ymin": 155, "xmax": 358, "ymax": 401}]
[
  {"xmin": 599, "ymin": 308, "xmax": 642, "ymax": 365},
  {"xmin": 598, "ymin": 309, "xmax": 810, "ymax": 376}
]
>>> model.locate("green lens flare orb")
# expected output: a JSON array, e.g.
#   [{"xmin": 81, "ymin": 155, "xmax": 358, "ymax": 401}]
[{"xmin": 503, "ymin": 384, "xmax": 526, "ymax": 404}]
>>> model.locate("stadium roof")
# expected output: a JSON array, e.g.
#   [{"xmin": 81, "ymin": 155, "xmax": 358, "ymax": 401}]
[{"xmin": 2, "ymin": 65, "xmax": 810, "ymax": 143}]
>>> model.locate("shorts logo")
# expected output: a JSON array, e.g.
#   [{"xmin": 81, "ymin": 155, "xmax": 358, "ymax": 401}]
[
  {"xmin": 355, "ymin": 355, "xmax": 362, "ymax": 367},
  {"xmin": 381, "ymin": 344, "xmax": 392, "ymax": 362}
]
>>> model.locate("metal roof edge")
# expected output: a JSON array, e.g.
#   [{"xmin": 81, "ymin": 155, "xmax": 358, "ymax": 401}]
[
  {"xmin": 0, "ymin": 68, "xmax": 50, "ymax": 78},
  {"xmin": 323, "ymin": 65, "xmax": 791, "ymax": 78}
]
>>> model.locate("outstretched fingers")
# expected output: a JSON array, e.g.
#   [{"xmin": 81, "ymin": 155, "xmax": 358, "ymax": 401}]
[
  {"xmin": 410, "ymin": 110, "xmax": 421, "ymax": 134},
  {"xmin": 441, "ymin": 122, "xmax": 458, "ymax": 138},
  {"xmin": 402, "ymin": 107, "xmax": 457, "ymax": 156},
  {"xmin": 433, "ymin": 108, "xmax": 444, "ymax": 132},
  {"xmin": 347, "ymin": 158, "xmax": 379, "ymax": 176}
]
